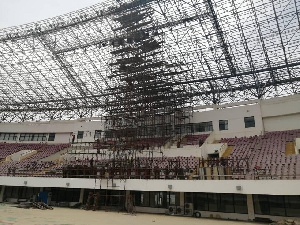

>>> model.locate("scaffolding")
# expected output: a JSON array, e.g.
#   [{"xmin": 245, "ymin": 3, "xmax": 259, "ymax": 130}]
[{"xmin": 0, "ymin": 0, "xmax": 299, "ymax": 122}]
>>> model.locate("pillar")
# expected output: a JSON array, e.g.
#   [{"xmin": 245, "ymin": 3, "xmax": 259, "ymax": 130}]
[
  {"xmin": 0, "ymin": 186, "xmax": 5, "ymax": 202},
  {"xmin": 180, "ymin": 192, "xmax": 184, "ymax": 206},
  {"xmin": 79, "ymin": 188, "xmax": 85, "ymax": 203},
  {"xmin": 247, "ymin": 194, "xmax": 255, "ymax": 221}
]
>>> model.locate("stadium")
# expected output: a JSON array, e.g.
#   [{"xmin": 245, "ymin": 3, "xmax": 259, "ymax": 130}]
[{"xmin": 0, "ymin": 0, "xmax": 300, "ymax": 223}]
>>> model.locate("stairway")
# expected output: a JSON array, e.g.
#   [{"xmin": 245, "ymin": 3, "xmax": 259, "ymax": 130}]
[
  {"xmin": 221, "ymin": 146, "xmax": 234, "ymax": 158},
  {"xmin": 285, "ymin": 142, "xmax": 295, "ymax": 155}
]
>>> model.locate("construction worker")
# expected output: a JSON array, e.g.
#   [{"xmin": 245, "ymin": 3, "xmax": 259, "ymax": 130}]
[
  {"xmin": 93, "ymin": 192, "xmax": 100, "ymax": 211},
  {"xmin": 85, "ymin": 192, "xmax": 94, "ymax": 210}
]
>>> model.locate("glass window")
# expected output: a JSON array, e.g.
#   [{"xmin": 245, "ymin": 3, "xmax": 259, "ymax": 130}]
[
  {"xmin": 253, "ymin": 194, "xmax": 270, "ymax": 215},
  {"xmin": 48, "ymin": 133, "xmax": 55, "ymax": 141},
  {"xmin": 244, "ymin": 116, "xmax": 255, "ymax": 128},
  {"xmin": 219, "ymin": 193, "xmax": 234, "ymax": 213},
  {"xmin": 94, "ymin": 130, "xmax": 102, "ymax": 139},
  {"xmin": 269, "ymin": 195, "xmax": 285, "ymax": 216},
  {"xmin": 219, "ymin": 120, "xmax": 228, "ymax": 131},
  {"xmin": 19, "ymin": 133, "xmax": 25, "ymax": 141},
  {"xmin": 77, "ymin": 131, "xmax": 84, "ymax": 139},
  {"xmin": 150, "ymin": 191, "xmax": 167, "ymax": 208},
  {"xmin": 194, "ymin": 193, "xmax": 208, "ymax": 211},
  {"xmin": 198, "ymin": 121, "xmax": 213, "ymax": 132},
  {"xmin": 167, "ymin": 192, "xmax": 180, "ymax": 206},
  {"xmin": 184, "ymin": 192, "xmax": 193, "ymax": 204},
  {"xmin": 132, "ymin": 191, "xmax": 150, "ymax": 207},
  {"xmin": 234, "ymin": 194, "xmax": 248, "ymax": 214},
  {"xmin": 285, "ymin": 195, "xmax": 300, "ymax": 217},
  {"xmin": 207, "ymin": 193, "xmax": 218, "ymax": 211}
]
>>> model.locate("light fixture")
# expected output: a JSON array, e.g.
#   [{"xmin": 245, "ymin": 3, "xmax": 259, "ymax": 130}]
[{"xmin": 236, "ymin": 185, "xmax": 242, "ymax": 190}]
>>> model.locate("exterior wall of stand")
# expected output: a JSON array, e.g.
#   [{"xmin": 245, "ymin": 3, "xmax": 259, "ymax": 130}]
[
  {"xmin": 0, "ymin": 119, "xmax": 105, "ymax": 144},
  {"xmin": 2, "ymin": 176, "xmax": 300, "ymax": 196},
  {"xmin": 2, "ymin": 184, "xmax": 299, "ymax": 222}
]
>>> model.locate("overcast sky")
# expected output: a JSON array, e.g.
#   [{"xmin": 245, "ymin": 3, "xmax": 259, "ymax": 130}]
[{"xmin": 0, "ymin": 0, "xmax": 102, "ymax": 29}]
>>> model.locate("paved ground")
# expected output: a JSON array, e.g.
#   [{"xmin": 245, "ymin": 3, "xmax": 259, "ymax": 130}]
[{"xmin": 0, "ymin": 203, "xmax": 265, "ymax": 225}]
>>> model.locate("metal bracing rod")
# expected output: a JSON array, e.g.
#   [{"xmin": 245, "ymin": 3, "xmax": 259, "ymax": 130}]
[
  {"xmin": 53, "ymin": 15, "xmax": 200, "ymax": 55},
  {"xmin": 174, "ymin": 61, "xmax": 300, "ymax": 85},
  {"xmin": 64, "ymin": 25, "xmax": 109, "ymax": 104},
  {"xmin": 0, "ymin": 47, "xmax": 35, "ymax": 103},
  {"xmin": 192, "ymin": 74, "xmax": 300, "ymax": 97},
  {"xmin": 25, "ymin": 39, "xmax": 67, "ymax": 101},
  {"xmin": 204, "ymin": 0, "xmax": 236, "ymax": 76},
  {"xmin": 230, "ymin": 0, "xmax": 263, "ymax": 98},
  {"xmin": 2, "ymin": 63, "xmax": 299, "ymax": 109},
  {"xmin": 294, "ymin": 0, "xmax": 300, "ymax": 29},
  {"xmin": 31, "ymin": 38, "xmax": 80, "ymax": 100},
  {"xmin": 0, "ymin": 65, "xmax": 20, "ymax": 104},
  {"xmin": 38, "ymin": 35, "xmax": 91, "ymax": 99},
  {"xmin": 250, "ymin": 0, "xmax": 277, "ymax": 93},
  {"xmin": 271, "ymin": 0, "xmax": 294, "ymax": 91},
  {"xmin": 10, "ymin": 40, "xmax": 51, "ymax": 105},
  {"xmin": 154, "ymin": 0, "xmax": 193, "ymax": 92},
  {"xmin": 0, "ymin": 0, "xmax": 156, "ymax": 43}
]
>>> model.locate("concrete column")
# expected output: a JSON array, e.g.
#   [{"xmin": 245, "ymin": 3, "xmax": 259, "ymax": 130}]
[
  {"xmin": 180, "ymin": 192, "xmax": 184, "ymax": 207},
  {"xmin": 79, "ymin": 188, "xmax": 85, "ymax": 203},
  {"xmin": 0, "ymin": 186, "xmax": 5, "ymax": 202},
  {"xmin": 125, "ymin": 190, "xmax": 130, "ymax": 209},
  {"xmin": 247, "ymin": 194, "xmax": 255, "ymax": 221}
]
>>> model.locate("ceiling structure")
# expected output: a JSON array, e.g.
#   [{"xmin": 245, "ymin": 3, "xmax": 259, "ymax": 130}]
[{"xmin": 0, "ymin": 0, "xmax": 299, "ymax": 122}]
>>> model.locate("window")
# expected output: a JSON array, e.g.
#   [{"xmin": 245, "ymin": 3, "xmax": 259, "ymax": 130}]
[
  {"xmin": 219, "ymin": 193, "xmax": 234, "ymax": 213},
  {"xmin": 233, "ymin": 194, "xmax": 248, "ymax": 214},
  {"xmin": 48, "ymin": 133, "xmax": 56, "ymax": 141},
  {"xmin": 285, "ymin": 195, "xmax": 300, "ymax": 217},
  {"xmin": 32, "ymin": 133, "xmax": 47, "ymax": 141},
  {"xmin": 77, "ymin": 131, "xmax": 84, "ymax": 139},
  {"xmin": 244, "ymin": 116, "xmax": 255, "ymax": 128},
  {"xmin": 150, "ymin": 191, "xmax": 167, "ymax": 208},
  {"xmin": 19, "ymin": 133, "xmax": 47, "ymax": 142},
  {"xmin": 194, "ymin": 193, "xmax": 209, "ymax": 211},
  {"xmin": 0, "ymin": 133, "xmax": 17, "ymax": 141},
  {"xmin": 219, "ymin": 120, "xmax": 228, "ymax": 131},
  {"xmin": 19, "ymin": 133, "xmax": 26, "ymax": 141},
  {"xmin": 167, "ymin": 192, "xmax": 180, "ymax": 206},
  {"xmin": 195, "ymin": 121, "xmax": 213, "ymax": 132},
  {"xmin": 132, "ymin": 191, "xmax": 150, "ymax": 207},
  {"xmin": 269, "ymin": 195, "xmax": 285, "ymax": 216},
  {"xmin": 19, "ymin": 133, "xmax": 33, "ymax": 141},
  {"xmin": 253, "ymin": 195, "xmax": 270, "ymax": 215},
  {"xmin": 94, "ymin": 130, "xmax": 102, "ymax": 139}
]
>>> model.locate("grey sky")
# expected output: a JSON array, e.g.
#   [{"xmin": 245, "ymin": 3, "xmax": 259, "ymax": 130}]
[{"xmin": 0, "ymin": 0, "xmax": 102, "ymax": 29}]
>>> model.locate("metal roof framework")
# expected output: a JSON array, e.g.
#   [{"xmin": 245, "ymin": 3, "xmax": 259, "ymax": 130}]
[{"xmin": 0, "ymin": 0, "xmax": 299, "ymax": 122}]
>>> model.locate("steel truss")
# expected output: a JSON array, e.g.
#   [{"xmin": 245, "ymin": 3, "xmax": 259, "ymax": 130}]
[{"xmin": 0, "ymin": 0, "xmax": 299, "ymax": 122}]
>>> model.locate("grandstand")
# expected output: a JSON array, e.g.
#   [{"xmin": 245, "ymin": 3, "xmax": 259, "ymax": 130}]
[{"xmin": 0, "ymin": 0, "xmax": 300, "ymax": 222}]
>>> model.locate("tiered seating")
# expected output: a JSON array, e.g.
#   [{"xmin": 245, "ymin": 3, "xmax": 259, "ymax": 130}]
[
  {"xmin": 220, "ymin": 129, "xmax": 300, "ymax": 179},
  {"xmin": 0, "ymin": 143, "xmax": 44, "ymax": 160},
  {"xmin": 0, "ymin": 143, "xmax": 70, "ymax": 176},
  {"xmin": 60, "ymin": 155, "xmax": 200, "ymax": 179},
  {"xmin": 93, "ymin": 137, "xmax": 169, "ymax": 150},
  {"xmin": 183, "ymin": 134, "xmax": 209, "ymax": 145}
]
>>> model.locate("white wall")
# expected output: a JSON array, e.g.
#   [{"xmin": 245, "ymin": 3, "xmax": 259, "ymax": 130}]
[
  {"xmin": 261, "ymin": 94, "xmax": 300, "ymax": 132},
  {"xmin": 0, "ymin": 118, "xmax": 105, "ymax": 143},
  {"xmin": 2, "ymin": 176, "xmax": 300, "ymax": 195},
  {"xmin": 192, "ymin": 104, "xmax": 263, "ymax": 139},
  {"xmin": 0, "ymin": 94, "xmax": 300, "ymax": 143}
]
